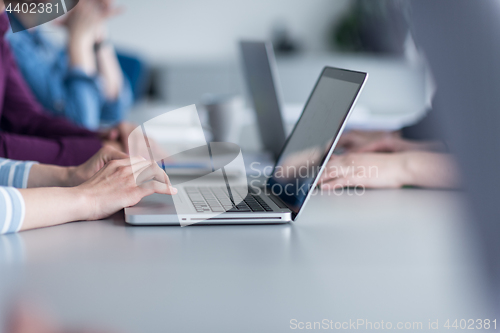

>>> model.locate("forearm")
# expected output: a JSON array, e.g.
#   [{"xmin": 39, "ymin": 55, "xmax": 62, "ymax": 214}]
[
  {"xmin": 68, "ymin": 34, "xmax": 96, "ymax": 76},
  {"xmin": 18, "ymin": 187, "xmax": 89, "ymax": 231},
  {"xmin": 403, "ymin": 152, "xmax": 461, "ymax": 188},
  {"xmin": 27, "ymin": 164, "xmax": 75, "ymax": 188},
  {"xmin": 96, "ymin": 44, "xmax": 123, "ymax": 100}
]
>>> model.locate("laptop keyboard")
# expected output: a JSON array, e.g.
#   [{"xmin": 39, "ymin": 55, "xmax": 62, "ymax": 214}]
[{"xmin": 185, "ymin": 186, "xmax": 273, "ymax": 213}]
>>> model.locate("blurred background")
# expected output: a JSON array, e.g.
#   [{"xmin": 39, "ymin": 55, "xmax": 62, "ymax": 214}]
[{"xmin": 41, "ymin": 0, "xmax": 427, "ymax": 145}]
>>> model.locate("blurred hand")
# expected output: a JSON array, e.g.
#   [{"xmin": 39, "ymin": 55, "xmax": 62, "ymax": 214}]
[
  {"xmin": 102, "ymin": 140, "xmax": 124, "ymax": 153},
  {"xmin": 116, "ymin": 121, "xmax": 136, "ymax": 153},
  {"xmin": 336, "ymin": 130, "xmax": 400, "ymax": 152},
  {"xmin": 353, "ymin": 135, "xmax": 415, "ymax": 153},
  {"xmin": 93, "ymin": 0, "xmax": 124, "ymax": 42},
  {"xmin": 319, "ymin": 151, "xmax": 460, "ymax": 189},
  {"xmin": 337, "ymin": 130, "xmax": 446, "ymax": 153},
  {"xmin": 67, "ymin": 145, "xmax": 128, "ymax": 186},
  {"xmin": 64, "ymin": 0, "xmax": 105, "ymax": 41},
  {"xmin": 99, "ymin": 122, "xmax": 136, "ymax": 153},
  {"xmin": 356, "ymin": 136, "xmax": 447, "ymax": 153},
  {"xmin": 77, "ymin": 156, "xmax": 177, "ymax": 220},
  {"xmin": 319, "ymin": 152, "xmax": 411, "ymax": 189},
  {"xmin": 59, "ymin": 0, "xmax": 123, "ymax": 32},
  {"xmin": 64, "ymin": 0, "xmax": 107, "ymax": 74},
  {"xmin": 94, "ymin": 0, "xmax": 124, "ymax": 18}
]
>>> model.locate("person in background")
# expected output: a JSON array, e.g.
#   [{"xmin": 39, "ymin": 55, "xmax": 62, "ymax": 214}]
[
  {"xmin": 0, "ymin": 145, "xmax": 177, "ymax": 235},
  {"xmin": 6, "ymin": 0, "xmax": 134, "ymax": 132},
  {"xmin": 0, "ymin": 4, "xmax": 129, "ymax": 165}
]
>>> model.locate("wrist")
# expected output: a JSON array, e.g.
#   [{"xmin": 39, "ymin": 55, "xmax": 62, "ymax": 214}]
[
  {"xmin": 399, "ymin": 152, "xmax": 418, "ymax": 186},
  {"xmin": 68, "ymin": 34, "xmax": 97, "ymax": 74},
  {"xmin": 69, "ymin": 32, "xmax": 94, "ymax": 49},
  {"xmin": 61, "ymin": 166, "xmax": 72, "ymax": 187},
  {"xmin": 64, "ymin": 166, "xmax": 81, "ymax": 187},
  {"xmin": 69, "ymin": 186, "xmax": 94, "ymax": 221},
  {"xmin": 28, "ymin": 164, "xmax": 74, "ymax": 188}
]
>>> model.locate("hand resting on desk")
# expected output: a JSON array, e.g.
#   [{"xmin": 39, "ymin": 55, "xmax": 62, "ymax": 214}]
[{"xmin": 319, "ymin": 151, "xmax": 461, "ymax": 189}]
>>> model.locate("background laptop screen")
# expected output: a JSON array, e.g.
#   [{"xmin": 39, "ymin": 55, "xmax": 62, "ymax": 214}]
[
  {"xmin": 240, "ymin": 41, "xmax": 287, "ymax": 159},
  {"xmin": 266, "ymin": 67, "xmax": 366, "ymax": 214}
]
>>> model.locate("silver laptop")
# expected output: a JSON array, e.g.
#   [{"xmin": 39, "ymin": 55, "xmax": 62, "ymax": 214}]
[
  {"xmin": 240, "ymin": 41, "xmax": 287, "ymax": 159},
  {"xmin": 125, "ymin": 67, "xmax": 368, "ymax": 225}
]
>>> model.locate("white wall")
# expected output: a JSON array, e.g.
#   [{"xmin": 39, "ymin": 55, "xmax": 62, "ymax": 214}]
[{"xmin": 108, "ymin": 0, "xmax": 351, "ymax": 61}]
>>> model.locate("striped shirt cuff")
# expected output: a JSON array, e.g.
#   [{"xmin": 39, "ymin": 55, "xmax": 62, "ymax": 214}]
[{"xmin": 0, "ymin": 159, "xmax": 38, "ymax": 188}]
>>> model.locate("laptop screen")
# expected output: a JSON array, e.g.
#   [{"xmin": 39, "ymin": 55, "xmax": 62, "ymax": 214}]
[{"xmin": 266, "ymin": 67, "xmax": 366, "ymax": 216}]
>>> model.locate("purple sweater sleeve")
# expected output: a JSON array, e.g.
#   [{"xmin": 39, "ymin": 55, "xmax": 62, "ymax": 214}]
[{"xmin": 0, "ymin": 38, "xmax": 102, "ymax": 166}]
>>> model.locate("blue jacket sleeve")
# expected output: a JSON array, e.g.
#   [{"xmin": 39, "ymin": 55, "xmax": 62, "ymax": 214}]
[
  {"xmin": 100, "ymin": 77, "xmax": 133, "ymax": 126},
  {"xmin": 63, "ymin": 67, "xmax": 103, "ymax": 130}
]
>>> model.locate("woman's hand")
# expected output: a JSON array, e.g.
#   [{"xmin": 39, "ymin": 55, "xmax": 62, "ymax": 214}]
[
  {"xmin": 319, "ymin": 151, "xmax": 461, "ymax": 189},
  {"xmin": 65, "ymin": 0, "xmax": 106, "ymax": 75},
  {"xmin": 77, "ymin": 156, "xmax": 177, "ymax": 221},
  {"xmin": 66, "ymin": 145, "xmax": 129, "ymax": 186},
  {"xmin": 59, "ymin": 0, "xmax": 122, "ymax": 40},
  {"xmin": 354, "ymin": 136, "xmax": 446, "ymax": 153},
  {"xmin": 27, "ymin": 146, "xmax": 127, "ymax": 188},
  {"xmin": 20, "ymin": 156, "xmax": 177, "ymax": 231},
  {"xmin": 99, "ymin": 122, "xmax": 138, "ymax": 154},
  {"xmin": 65, "ymin": 0, "xmax": 105, "ymax": 39},
  {"xmin": 95, "ymin": 0, "xmax": 124, "ymax": 19},
  {"xmin": 337, "ymin": 130, "xmax": 446, "ymax": 153},
  {"xmin": 319, "ymin": 152, "xmax": 411, "ymax": 189},
  {"xmin": 116, "ymin": 121, "xmax": 136, "ymax": 153}
]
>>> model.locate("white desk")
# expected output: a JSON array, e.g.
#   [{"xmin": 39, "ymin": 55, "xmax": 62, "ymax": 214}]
[{"xmin": 0, "ymin": 189, "xmax": 493, "ymax": 332}]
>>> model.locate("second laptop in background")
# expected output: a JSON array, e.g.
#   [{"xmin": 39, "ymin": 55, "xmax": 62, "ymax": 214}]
[{"xmin": 240, "ymin": 41, "xmax": 287, "ymax": 160}]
